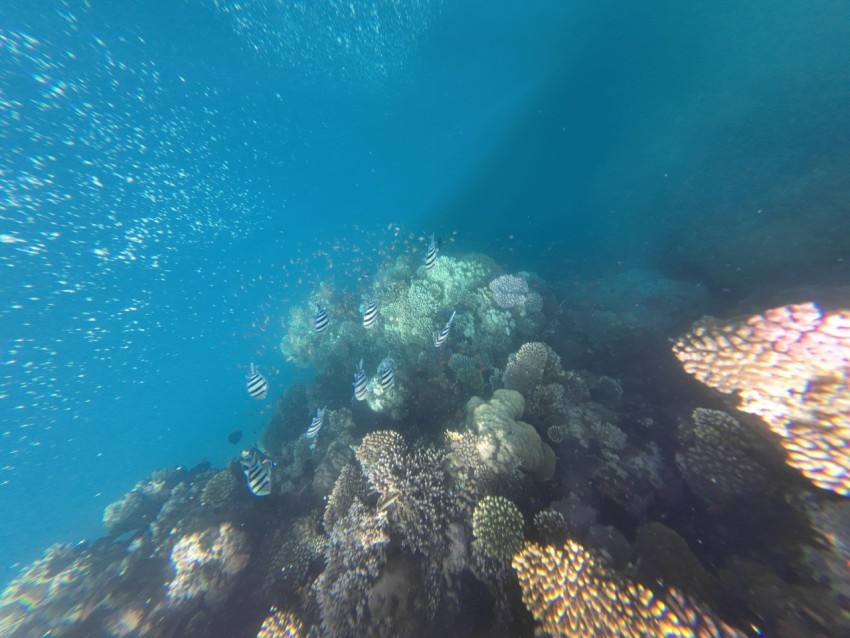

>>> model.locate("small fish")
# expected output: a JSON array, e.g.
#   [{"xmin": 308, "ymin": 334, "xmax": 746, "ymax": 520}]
[
  {"xmin": 353, "ymin": 359, "xmax": 368, "ymax": 401},
  {"xmin": 377, "ymin": 488, "xmax": 401, "ymax": 513},
  {"xmin": 362, "ymin": 299, "xmax": 378, "ymax": 328},
  {"xmin": 377, "ymin": 357, "xmax": 394, "ymax": 392},
  {"xmin": 425, "ymin": 233, "xmax": 438, "ymax": 271},
  {"xmin": 305, "ymin": 406, "xmax": 326, "ymax": 443},
  {"xmin": 246, "ymin": 363, "xmax": 269, "ymax": 400},
  {"xmin": 314, "ymin": 304, "xmax": 329, "ymax": 333},
  {"xmin": 227, "ymin": 429, "xmax": 243, "ymax": 445},
  {"xmin": 239, "ymin": 449, "xmax": 272, "ymax": 497},
  {"xmin": 434, "ymin": 310, "xmax": 456, "ymax": 348}
]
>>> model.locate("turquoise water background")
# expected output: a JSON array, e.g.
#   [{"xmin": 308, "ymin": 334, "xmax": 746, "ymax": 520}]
[{"xmin": 2, "ymin": 0, "xmax": 849, "ymax": 584}]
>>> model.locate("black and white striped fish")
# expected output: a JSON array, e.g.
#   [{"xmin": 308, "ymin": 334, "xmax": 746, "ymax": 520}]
[
  {"xmin": 362, "ymin": 299, "xmax": 379, "ymax": 328},
  {"xmin": 314, "ymin": 304, "xmax": 329, "ymax": 333},
  {"xmin": 377, "ymin": 357, "xmax": 394, "ymax": 392},
  {"xmin": 434, "ymin": 311, "xmax": 456, "ymax": 348},
  {"xmin": 353, "ymin": 359, "xmax": 368, "ymax": 401},
  {"xmin": 305, "ymin": 406, "xmax": 326, "ymax": 445},
  {"xmin": 245, "ymin": 363, "xmax": 269, "ymax": 400},
  {"xmin": 425, "ymin": 233, "xmax": 438, "ymax": 271},
  {"xmin": 239, "ymin": 449, "xmax": 273, "ymax": 497}
]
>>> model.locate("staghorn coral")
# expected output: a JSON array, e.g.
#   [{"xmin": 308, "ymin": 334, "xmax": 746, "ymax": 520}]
[
  {"xmin": 513, "ymin": 540, "xmax": 744, "ymax": 637},
  {"xmin": 322, "ymin": 462, "xmax": 370, "ymax": 533},
  {"xmin": 466, "ymin": 389, "xmax": 556, "ymax": 482},
  {"xmin": 166, "ymin": 522, "xmax": 250, "ymax": 606},
  {"xmin": 673, "ymin": 302, "xmax": 850, "ymax": 495},
  {"xmin": 256, "ymin": 607, "xmax": 303, "ymax": 638},
  {"xmin": 676, "ymin": 408, "xmax": 770, "ymax": 503},
  {"xmin": 472, "ymin": 496, "xmax": 524, "ymax": 561},
  {"xmin": 444, "ymin": 429, "xmax": 499, "ymax": 518}
]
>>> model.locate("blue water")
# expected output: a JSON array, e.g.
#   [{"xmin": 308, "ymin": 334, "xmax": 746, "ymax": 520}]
[{"xmin": 1, "ymin": 0, "xmax": 849, "ymax": 605}]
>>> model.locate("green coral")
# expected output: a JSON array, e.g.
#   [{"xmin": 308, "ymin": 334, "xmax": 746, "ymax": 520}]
[
  {"xmin": 472, "ymin": 496, "xmax": 524, "ymax": 561},
  {"xmin": 200, "ymin": 469, "xmax": 238, "ymax": 508}
]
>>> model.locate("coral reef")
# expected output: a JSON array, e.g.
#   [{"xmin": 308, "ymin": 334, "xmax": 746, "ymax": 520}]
[
  {"xmin": 674, "ymin": 302, "xmax": 850, "ymax": 495},
  {"xmin": 676, "ymin": 408, "xmax": 771, "ymax": 503},
  {"xmin": 512, "ymin": 540, "xmax": 744, "ymax": 637}
]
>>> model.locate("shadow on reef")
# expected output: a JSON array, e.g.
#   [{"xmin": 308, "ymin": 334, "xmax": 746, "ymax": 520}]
[{"xmin": 2, "ymin": 253, "xmax": 848, "ymax": 637}]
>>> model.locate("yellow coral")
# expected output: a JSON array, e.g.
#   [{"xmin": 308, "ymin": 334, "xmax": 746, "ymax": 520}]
[
  {"xmin": 512, "ymin": 540, "xmax": 743, "ymax": 637},
  {"xmin": 673, "ymin": 302, "xmax": 850, "ymax": 496}
]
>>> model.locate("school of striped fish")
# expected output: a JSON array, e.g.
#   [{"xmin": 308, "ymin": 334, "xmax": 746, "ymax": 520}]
[{"xmin": 240, "ymin": 234, "xmax": 454, "ymax": 496}]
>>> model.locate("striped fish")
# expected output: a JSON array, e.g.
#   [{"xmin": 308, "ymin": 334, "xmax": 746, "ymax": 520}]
[
  {"xmin": 353, "ymin": 359, "xmax": 368, "ymax": 401},
  {"xmin": 314, "ymin": 304, "xmax": 329, "ymax": 333},
  {"xmin": 239, "ymin": 449, "xmax": 272, "ymax": 497},
  {"xmin": 305, "ymin": 406, "xmax": 326, "ymax": 442},
  {"xmin": 377, "ymin": 357, "xmax": 394, "ymax": 392},
  {"xmin": 377, "ymin": 488, "xmax": 401, "ymax": 513},
  {"xmin": 434, "ymin": 310, "xmax": 456, "ymax": 348},
  {"xmin": 425, "ymin": 233, "xmax": 438, "ymax": 271},
  {"xmin": 362, "ymin": 299, "xmax": 379, "ymax": 328},
  {"xmin": 246, "ymin": 363, "xmax": 269, "ymax": 400}
]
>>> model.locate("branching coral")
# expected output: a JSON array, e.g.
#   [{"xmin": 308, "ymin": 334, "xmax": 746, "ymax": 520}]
[
  {"xmin": 466, "ymin": 389, "xmax": 556, "ymax": 482},
  {"xmin": 489, "ymin": 274, "xmax": 530, "ymax": 309},
  {"xmin": 673, "ymin": 302, "xmax": 850, "ymax": 495},
  {"xmin": 512, "ymin": 540, "xmax": 744, "ymax": 637},
  {"xmin": 166, "ymin": 522, "xmax": 250, "ymax": 606},
  {"xmin": 502, "ymin": 342, "xmax": 549, "ymax": 397},
  {"xmin": 676, "ymin": 408, "xmax": 770, "ymax": 503},
  {"xmin": 313, "ymin": 499, "xmax": 390, "ymax": 638},
  {"xmin": 472, "ymin": 496, "xmax": 524, "ymax": 561}
]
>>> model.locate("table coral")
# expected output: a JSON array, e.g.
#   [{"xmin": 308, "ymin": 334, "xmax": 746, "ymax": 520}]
[{"xmin": 673, "ymin": 302, "xmax": 850, "ymax": 496}]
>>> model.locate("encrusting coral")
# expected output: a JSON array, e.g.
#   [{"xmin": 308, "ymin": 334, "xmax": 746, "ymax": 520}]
[
  {"xmin": 673, "ymin": 302, "xmax": 850, "ymax": 495},
  {"xmin": 512, "ymin": 540, "xmax": 745, "ymax": 637}
]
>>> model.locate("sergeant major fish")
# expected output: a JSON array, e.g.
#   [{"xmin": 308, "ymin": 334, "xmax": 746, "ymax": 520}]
[
  {"xmin": 353, "ymin": 359, "xmax": 368, "ymax": 401},
  {"xmin": 425, "ymin": 233, "xmax": 438, "ymax": 271},
  {"xmin": 314, "ymin": 304, "xmax": 329, "ymax": 333},
  {"xmin": 362, "ymin": 299, "xmax": 378, "ymax": 328},
  {"xmin": 240, "ymin": 448, "xmax": 273, "ymax": 496},
  {"xmin": 434, "ymin": 310, "xmax": 456, "ymax": 348},
  {"xmin": 246, "ymin": 363, "xmax": 269, "ymax": 400},
  {"xmin": 305, "ymin": 406, "xmax": 326, "ymax": 450},
  {"xmin": 377, "ymin": 357, "xmax": 394, "ymax": 392}
]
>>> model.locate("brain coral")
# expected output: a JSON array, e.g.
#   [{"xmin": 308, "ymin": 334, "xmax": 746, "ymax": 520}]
[
  {"xmin": 673, "ymin": 302, "xmax": 850, "ymax": 496},
  {"xmin": 466, "ymin": 389, "xmax": 556, "ymax": 482}
]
